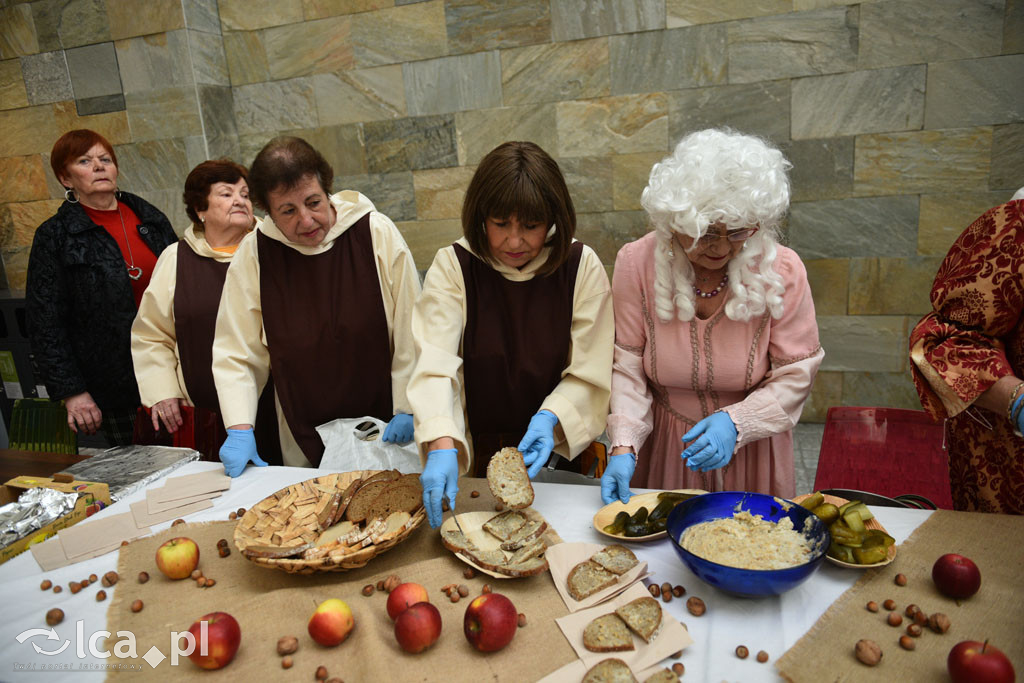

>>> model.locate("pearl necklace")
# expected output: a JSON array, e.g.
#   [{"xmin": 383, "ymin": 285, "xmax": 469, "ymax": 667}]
[{"xmin": 693, "ymin": 273, "xmax": 728, "ymax": 298}]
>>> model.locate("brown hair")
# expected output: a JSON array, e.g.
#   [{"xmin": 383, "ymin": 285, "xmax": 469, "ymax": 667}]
[
  {"xmin": 182, "ymin": 159, "xmax": 249, "ymax": 230},
  {"xmin": 50, "ymin": 129, "xmax": 117, "ymax": 185},
  {"xmin": 248, "ymin": 136, "xmax": 333, "ymax": 211},
  {"xmin": 462, "ymin": 141, "xmax": 575, "ymax": 275}
]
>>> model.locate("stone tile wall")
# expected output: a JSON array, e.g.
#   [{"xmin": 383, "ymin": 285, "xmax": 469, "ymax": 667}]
[{"xmin": 0, "ymin": 0, "xmax": 1021, "ymax": 421}]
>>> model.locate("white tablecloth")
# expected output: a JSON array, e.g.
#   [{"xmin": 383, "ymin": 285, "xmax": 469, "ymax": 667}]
[{"xmin": 0, "ymin": 462, "xmax": 930, "ymax": 681}]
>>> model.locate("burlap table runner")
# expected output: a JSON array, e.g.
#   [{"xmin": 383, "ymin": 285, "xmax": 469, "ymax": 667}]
[
  {"xmin": 777, "ymin": 509, "xmax": 1024, "ymax": 682},
  {"xmin": 105, "ymin": 477, "xmax": 576, "ymax": 681}
]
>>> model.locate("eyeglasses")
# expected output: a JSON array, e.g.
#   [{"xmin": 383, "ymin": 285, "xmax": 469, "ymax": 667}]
[{"xmin": 695, "ymin": 227, "xmax": 759, "ymax": 247}]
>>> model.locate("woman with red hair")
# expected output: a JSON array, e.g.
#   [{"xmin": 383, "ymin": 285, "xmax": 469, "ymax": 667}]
[{"xmin": 26, "ymin": 129, "xmax": 177, "ymax": 445}]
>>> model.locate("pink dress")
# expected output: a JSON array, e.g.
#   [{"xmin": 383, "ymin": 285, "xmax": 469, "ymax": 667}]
[{"xmin": 606, "ymin": 233, "xmax": 823, "ymax": 497}]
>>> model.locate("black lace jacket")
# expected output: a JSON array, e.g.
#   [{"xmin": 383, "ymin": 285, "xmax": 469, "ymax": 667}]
[{"xmin": 25, "ymin": 192, "xmax": 177, "ymax": 412}]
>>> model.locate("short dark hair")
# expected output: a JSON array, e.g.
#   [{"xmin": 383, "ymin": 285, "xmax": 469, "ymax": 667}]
[
  {"xmin": 182, "ymin": 160, "xmax": 249, "ymax": 229},
  {"xmin": 248, "ymin": 136, "xmax": 333, "ymax": 211},
  {"xmin": 50, "ymin": 129, "xmax": 117, "ymax": 184},
  {"xmin": 462, "ymin": 141, "xmax": 575, "ymax": 276}
]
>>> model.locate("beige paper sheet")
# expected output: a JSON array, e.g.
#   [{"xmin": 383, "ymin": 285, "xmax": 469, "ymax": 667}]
[
  {"xmin": 146, "ymin": 490, "xmax": 220, "ymax": 515},
  {"xmin": 147, "ymin": 471, "xmax": 230, "ymax": 505},
  {"xmin": 547, "ymin": 541, "xmax": 649, "ymax": 612},
  {"xmin": 130, "ymin": 498, "xmax": 214, "ymax": 528},
  {"xmin": 57, "ymin": 512, "xmax": 141, "ymax": 559}
]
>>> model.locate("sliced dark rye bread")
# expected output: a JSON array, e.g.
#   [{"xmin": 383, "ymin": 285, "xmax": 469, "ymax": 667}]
[
  {"xmin": 395, "ymin": 472, "xmax": 422, "ymax": 490},
  {"xmin": 499, "ymin": 519, "xmax": 548, "ymax": 551},
  {"xmin": 361, "ymin": 469, "xmax": 401, "ymax": 488},
  {"xmin": 614, "ymin": 597, "xmax": 662, "ymax": 644},
  {"xmin": 567, "ymin": 560, "xmax": 619, "ymax": 601},
  {"xmin": 329, "ymin": 477, "xmax": 362, "ymax": 526},
  {"xmin": 591, "ymin": 544, "xmax": 639, "ymax": 576},
  {"xmin": 583, "ymin": 614, "xmax": 635, "ymax": 653},
  {"xmin": 486, "ymin": 447, "xmax": 534, "ymax": 509},
  {"xmin": 583, "ymin": 659, "xmax": 638, "ymax": 683},
  {"xmin": 482, "ymin": 509, "xmax": 528, "ymax": 541},
  {"xmin": 343, "ymin": 480, "xmax": 389, "ymax": 523},
  {"xmin": 363, "ymin": 483, "xmax": 421, "ymax": 521}
]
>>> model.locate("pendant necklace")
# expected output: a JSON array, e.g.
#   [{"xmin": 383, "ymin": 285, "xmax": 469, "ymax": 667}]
[
  {"xmin": 116, "ymin": 205, "xmax": 142, "ymax": 280},
  {"xmin": 693, "ymin": 272, "xmax": 728, "ymax": 298}
]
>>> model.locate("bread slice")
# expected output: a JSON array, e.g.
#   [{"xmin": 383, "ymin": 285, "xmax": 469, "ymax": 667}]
[
  {"xmin": 465, "ymin": 548, "xmax": 508, "ymax": 568},
  {"xmin": 316, "ymin": 520, "xmax": 356, "ymax": 547},
  {"xmin": 344, "ymin": 480, "xmax": 389, "ymax": 523},
  {"xmin": 330, "ymin": 477, "xmax": 362, "ymax": 526},
  {"xmin": 592, "ymin": 544, "xmax": 639, "ymax": 576},
  {"xmin": 643, "ymin": 669, "xmax": 679, "ymax": 683},
  {"xmin": 486, "ymin": 447, "xmax": 534, "ymax": 509},
  {"xmin": 440, "ymin": 529, "xmax": 478, "ymax": 554},
  {"xmin": 482, "ymin": 510, "xmax": 528, "ymax": 541},
  {"xmin": 507, "ymin": 536, "xmax": 546, "ymax": 565},
  {"xmin": 242, "ymin": 541, "xmax": 315, "ymax": 559},
  {"xmin": 364, "ymin": 483, "xmax": 421, "ymax": 522},
  {"xmin": 583, "ymin": 659, "xmax": 638, "ymax": 683},
  {"xmin": 361, "ymin": 469, "xmax": 400, "ymax": 487},
  {"xmin": 499, "ymin": 519, "xmax": 548, "ymax": 551},
  {"xmin": 370, "ymin": 511, "xmax": 412, "ymax": 544},
  {"xmin": 480, "ymin": 554, "xmax": 550, "ymax": 578},
  {"xmin": 583, "ymin": 614, "xmax": 635, "ymax": 652},
  {"xmin": 396, "ymin": 472, "xmax": 422, "ymax": 489},
  {"xmin": 567, "ymin": 560, "xmax": 619, "ymax": 601},
  {"xmin": 615, "ymin": 597, "xmax": 662, "ymax": 644}
]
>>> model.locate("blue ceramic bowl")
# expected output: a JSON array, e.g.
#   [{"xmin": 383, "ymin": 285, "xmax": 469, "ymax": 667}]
[{"xmin": 666, "ymin": 491, "xmax": 830, "ymax": 598}]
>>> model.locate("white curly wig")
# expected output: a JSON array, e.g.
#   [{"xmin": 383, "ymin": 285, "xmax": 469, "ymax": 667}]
[{"xmin": 641, "ymin": 128, "xmax": 792, "ymax": 323}]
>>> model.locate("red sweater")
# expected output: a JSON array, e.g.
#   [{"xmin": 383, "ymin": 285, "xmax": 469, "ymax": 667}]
[{"xmin": 83, "ymin": 202, "xmax": 159, "ymax": 307}]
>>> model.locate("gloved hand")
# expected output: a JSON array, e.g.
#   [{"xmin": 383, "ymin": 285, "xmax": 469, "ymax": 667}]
[
  {"xmin": 382, "ymin": 413, "xmax": 414, "ymax": 444},
  {"xmin": 420, "ymin": 448, "xmax": 459, "ymax": 528},
  {"xmin": 681, "ymin": 412, "xmax": 737, "ymax": 472},
  {"xmin": 518, "ymin": 410, "xmax": 559, "ymax": 479},
  {"xmin": 600, "ymin": 453, "xmax": 636, "ymax": 505},
  {"xmin": 1013, "ymin": 394, "xmax": 1024, "ymax": 434},
  {"xmin": 219, "ymin": 428, "xmax": 268, "ymax": 478}
]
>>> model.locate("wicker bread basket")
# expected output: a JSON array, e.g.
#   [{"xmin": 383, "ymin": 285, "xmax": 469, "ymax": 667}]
[{"xmin": 233, "ymin": 470, "xmax": 425, "ymax": 574}]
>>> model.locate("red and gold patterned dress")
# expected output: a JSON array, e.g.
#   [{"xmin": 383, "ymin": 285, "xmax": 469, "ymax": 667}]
[{"xmin": 909, "ymin": 200, "xmax": 1024, "ymax": 514}]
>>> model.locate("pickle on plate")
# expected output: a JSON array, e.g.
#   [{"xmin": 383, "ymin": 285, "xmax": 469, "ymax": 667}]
[
  {"xmin": 647, "ymin": 496, "xmax": 678, "ymax": 523},
  {"xmin": 829, "ymin": 520, "xmax": 864, "ymax": 547},
  {"xmin": 842, "ymin": 510, "xmax": 867, "ymax": 534},
  {"xmin": 623, "ymin": 507, "xmax": 650, "ymax": 537},
  {"xmin": 602, "ymin": 510, "xmax": 630, "ymax": 535},
  {"xmin": 864, "ymin": 528, "xmax": 895, "ymax": 548},
  {"xmin": 799, "ymin": 492, "xmax": 825, "ymax": 510},
  {"xmin": 827, "ymin": 541, "xmax": 856, "ymax": 564},
  {"xmin": 810, "ymin": 503, "xmax": 841, "ymax": 525},
  {"xmin": 852, "ymin": 545, "xmax": 888, "ymax": 565},
  {"xmin": 649, "ymin": 516, "xmax": 668, "ymax": 533}
]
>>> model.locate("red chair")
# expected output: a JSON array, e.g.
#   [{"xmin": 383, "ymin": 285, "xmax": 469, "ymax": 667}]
[{"xmin": 813, "ymin": 407, "xmax": 953, "ymax": 510}]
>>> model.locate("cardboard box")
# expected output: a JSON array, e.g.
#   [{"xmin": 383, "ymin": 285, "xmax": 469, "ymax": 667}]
[{"xmin": 0, "ymin": 475, "xmax": 111, "ymax": 565}]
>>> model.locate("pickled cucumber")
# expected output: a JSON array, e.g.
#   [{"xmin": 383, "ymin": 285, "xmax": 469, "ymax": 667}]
[
  {"xmin": 602, "ymin": 510, "xmax": 630, "ymax": 535},
  {"xmin": 800, "ymin": 492, "xmax": 825, "ymax": 510},
  {"xmin": 623, "ymin": 507, "xmax": 650, "ymax": 537},
  {"xmin": 810, "ymin": 503, "xmax": 841, "ymax": 525},
  {"xmin": 852, "ymin": 545, "xmax": 888, "ymax": 564}
]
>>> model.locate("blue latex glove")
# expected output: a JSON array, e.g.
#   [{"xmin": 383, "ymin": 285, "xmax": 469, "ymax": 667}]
[
  {"xmin": 382, "ymin": 413, "xmax": 414, "ymax": 444},
  {"xmin": 219, "ymin": 428, "xmax": 268, "ymax": 478},
  {"xmin": 681, "ymin": 412, "xmax": 738, "ymax": 472},
  {"xmin": 420, "ymin": 448, "xmax": 459, "ymax": 528},
  {"xmin": 600, "ymin": 453, "xmax": 636, "ymax": 505},
  {"xmin": 518, "ymin": 410, "xmax": 559, "ymax": 479},
  {"xmin": 1014, "ymin": 394, "xmax": 1024, "ymax": 433}
]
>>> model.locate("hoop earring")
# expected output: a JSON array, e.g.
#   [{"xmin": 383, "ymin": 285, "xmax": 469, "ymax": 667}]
[
  {"xmin": 64, "ymin": 188, "xmax": 79, "ymax": 204},
  {"xmin": 115, "ymin": 188, "xmax": 123, "ymax": 200}
]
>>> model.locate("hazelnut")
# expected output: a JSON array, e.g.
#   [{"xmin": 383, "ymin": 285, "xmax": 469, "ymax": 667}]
[
  {"xmin": 96, "ymin": 590, "xmax": 107, "ymax": 602},
  {"xmin": 661, "ymin": 588, "xmax": 672, "ymax": 603},
  {"xmin": 315, "ymin": 665, "xmax": 328, "ymax": 680},
  {"xmin": 458, "ymin": 584, "xmax": 469, "ymax": 597},
  {"xmin": 69, "ymin": 581, "xmax": 82, "ymax": 594},
  {"xmin": 131, "ymin": 599, "xmax": 144, "ymax": 613},
  {"xmin": 660, "ymin": 582, "xmax": 672, "ymax": 593},
  {"xmin": 913, "ymin": 610, "xmax": 928, "ymax": 626},
  {"xmin": 883, "ymin": 598, "xmax": 896, "ymax": 611},
  {"xmin": 89, "ymin": 573, "xmax": 98, "ymax": 583},
  {"xmin": 121, "ymin": 540, "xmax": 129, "ymax": 546},
  {"xmin": 138, "ymin": 571, "xmax": 149, "ymax": 584},
  {"xmin": 217, "ymin": 538, "xmax": 228, "ymax": 547},
  {"xmin": 102, "ymin": 571, "xmax": 119, "ymax": 587},
  {"xmin": 40, "ymin": 579, "xmax": 52, "ymax": 591},
  {"xmin": 866, "ymin": 601, "xmax": 879, "ymax": 612},
  {"xmin": 686, "ymin": 596, "xmax": 706, "ymax": 616},
  {"xmin": 894, "ymin": 573, "xmax": 907, "ymax": 586},
  {"xmin": 383, "ymin": 574, "xmax": 401, "ymax": 592},
  {"xmin": 494, "ymin": 503, "xmax": 503, "ymax": 512},
  {"xmin": 376, "ymin": 580, "xmax": 385, "ymax": 591},
  {"xmin": 53, "ymin": 585, "xmax": 62, "ymax": 594},
  {"xmin": 196, "ymin": 578, "xmax": 207, "ymax": 588},
  {"xmin": 470, "ymin": 490, "xmax": 480, "ymax": 498},
  {"xmin": 517, "ymin": 613, "xmax": 527, "ymax": 627},
  {"xmin": 887, "ymin": 613, "xmax": 903, "ymax": 627},
  {"xmin": 855, "ymin": 639, "xmax": 883, "ymax": 667},
  {"xmin": 757, "ymin": 650, "xmax": 769, "ymax": 663},
  {"xmin": 172, "ymin": 518, "xmax": 185, "ymax": 526},
  {"xmin": 236, "ymin": 507, "xmax": 246, "ymax": 516},
  {"xmin": 648, "ymin": 583, "xmax": 660, "ymax": 598},
  {"xmin": 218, "ymin": 546, "xmax": 231, "ymax": 558},
  {"xmin": 672, "ymin": 663, "xmax": 684, "ymax": 676},
  {"xmin": 281, "ymin": 656, "xmax": 293, "ymax": 669},
  {"xmin": 277, "ymin": 635, "xmax": 299, "ymax": 656},
  {"xmin": 736, "ymin": 645, "xmax": 749, "ymax": 659},
  {"xmin": 463, "ymin": 567, "xmax": 475, "ymax": 579},
  {"xmin": 80, "ymin": 578, "xmax": 90, "ymax": 588},
  {"xmin": 441, "ymin": 583, "xmax": 456, "ymax": 595},
  {"xmin": 205, "ymin": 579, "xmax": 216, "ymax": 587},
  {"xmin": 46, "ymin": 608, "xmax": 64, "ymax": 626},
  {"xmin": 362, "ymin": 584, "xmax": 375, "ymax": 596},
  {"xmin": 899, "ymin": 635, "xmax": 916, "ymax": 651},
  {"xmin": 672, "ymin": 585, "xmax": 685, "ymax": 597},
  {"xmin": 904, "ymin": 603, "xmax": 920, "ymax": 618},
  {"xmin": 191, "ymin": 569, "xmax": 203, "ymax": 580},
  {"xmin": 906, "ymin": 623, "xmax": 923, "ymax": 637},
  {"xmin": 450, "ymin": 593, "xmax": 460, "ymax": 603},
  {"xmin": 929, "ymin": 613, "xmax": 951, "ymax": 634},
  {"xmin": 482, "ymin": 584, "xmax": 491, "ymax": 594},
  {"xmin": 228, "ymin": 512, "xmax": 237, "ymax": 520}
]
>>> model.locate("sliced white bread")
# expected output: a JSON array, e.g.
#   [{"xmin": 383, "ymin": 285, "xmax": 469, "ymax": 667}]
[
  {"xmin": 486, "ymin": 447, "xmax": 534, "ymax": 509},
  {"xmin": 583, "ymin": 659, "xmax": 638, "ymax": 683},
  {"xmin": 592, "ymin": 544, "xmax": 639, "ymax": 575},
  {"xmin": 642, "ymin": 669, "xmax": 679, "ymax": 683},
  {"xmin": 614, "ymin": 597, "xmax": 662, "ymax": 644},
  {"xmin": 482, "ymin": 509, "xmax": 529, "ymax": 541},
  {"xmin": 567, "ymin": 560, "xmax": 619, "ymax": 601},
  {"xmin": 481, "ymin": 554, "xmax": 550, "ymax": 578}
]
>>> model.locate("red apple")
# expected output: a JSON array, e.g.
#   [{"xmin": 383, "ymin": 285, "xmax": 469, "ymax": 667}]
[
  {"xmin": 387, "ymin": 582, "xmax": 430, "ymax": 621},
  {"xmin": 933, "ymin": 553, "xmax": 982, "ymax": 599},
  {"xmin": 463, "ymin": 592, "xmax": 517, "ymax": 653},
  {"xmin": 948, "ymin": 640, "xmax": 1016, "ymax": 683},
  {"xmin": 308, "ymin": 599, "xmax": 354, "ymax": 647},
  {"xmin": 186, "ymin": 611, "xmax": 241, "ymax": 670},
  {"xmin": 394, "ymin": 601, "xmax": 442, "ymax": 654},
  {"xmin": 155, "ymin": 537, "xmax": 199, "ymax": 580}
]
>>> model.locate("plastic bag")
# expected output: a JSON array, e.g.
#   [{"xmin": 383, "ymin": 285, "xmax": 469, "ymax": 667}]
[{"xmin": 316, "ymin": 416, "xmax": 422, "ymax": 473}]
